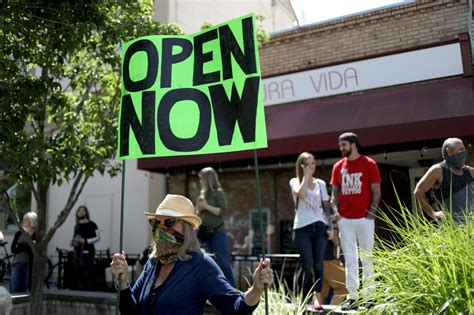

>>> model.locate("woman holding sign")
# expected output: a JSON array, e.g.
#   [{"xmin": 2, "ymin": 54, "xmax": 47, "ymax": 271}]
[
  {"xmin": 110, "ymin": 194, "xmax": 273, "ymax": 314},
  {"xmin": 290, "ymin": 152, "xmax": 333, "ymax": 311},
  {"xmin": 194, "ymin": 167, "xmax": 236, "ymax": 287}
]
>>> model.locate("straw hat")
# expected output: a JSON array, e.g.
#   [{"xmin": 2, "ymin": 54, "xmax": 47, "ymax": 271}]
[{"xmin": 144, "ymin": 194, "xmax": 201, "ymax": 229}]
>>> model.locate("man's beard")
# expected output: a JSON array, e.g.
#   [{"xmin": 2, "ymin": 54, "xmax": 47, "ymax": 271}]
[{"xmin": 341, "ymin": 147, "xmax": 352, "ymax": 157}]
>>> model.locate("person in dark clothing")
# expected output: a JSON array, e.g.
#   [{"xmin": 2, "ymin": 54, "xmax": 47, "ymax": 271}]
[
  {"xmin": 414, "ymin": 137, "xmax": 474, "ymax": 225},
  {"xmin": 11, "ymin": 212, "xmax": 37, "ymax": 293},
  {"xmin": 110, "ymin": 194, "xmax": 274, "ymax": 315},
  {"xmin": 134, "ymin": 246, "xmax": 150, "ymax": 279},
  {"xmin": 71, "ymin": 205, "xmax": 100, "ymax": 290},
  {"xmin": 320, "ymin": 226, "xmax": 347, "ymax": 306}
]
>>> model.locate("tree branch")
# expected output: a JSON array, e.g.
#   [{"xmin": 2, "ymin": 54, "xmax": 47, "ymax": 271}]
[
  {"xmin": 23, "ymin": 6, "xmax": 70, "ymax": 26},
  {"xmin": 0, "ymin": 190, "xmax": 22, "ymax": 230},
  {"xmin": 74, "ymin": 78, "xmax": 93, "ymax": 118},
  {"xmin": 28, "ymin": 182, "xmax": 40, "ymax": 209},
  {"xmin": 41, "ymin": 170, "xmax": 89, "ymax": 247}
]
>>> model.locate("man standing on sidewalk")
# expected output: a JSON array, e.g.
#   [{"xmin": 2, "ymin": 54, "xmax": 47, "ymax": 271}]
[
  {"xmin": 414, "ymin": 137, "xmax": 473, "ymax": 225},
  {"xmin": 330, "ymin": 132, "xmax": 381, "ymax": 311}
]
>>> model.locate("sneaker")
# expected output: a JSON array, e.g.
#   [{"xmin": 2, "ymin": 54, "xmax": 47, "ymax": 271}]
[{"xmin": 340, "ymin": 299, "xmax": 358, "ymax": 311}]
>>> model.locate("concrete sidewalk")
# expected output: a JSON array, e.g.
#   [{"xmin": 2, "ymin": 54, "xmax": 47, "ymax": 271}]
[{"xmin": 10, "ymin": 289, "xmax": 363, "ymax": 314}]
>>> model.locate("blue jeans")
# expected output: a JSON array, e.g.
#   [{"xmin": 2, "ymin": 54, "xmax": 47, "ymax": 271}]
[
  {"xmin": 11, "ymin": 261, "xmax": 31, "ymax": 293},
  {"xmin": 293, "ymin": 221, "xmax": 328, "ymax": 295},
  {"xmin": 200, "ymin": 228, "xmax": 235, "ymax": 287}
]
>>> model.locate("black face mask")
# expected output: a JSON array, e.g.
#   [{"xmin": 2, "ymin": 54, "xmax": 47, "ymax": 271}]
[
  {"xmin": 77, "ymin": 214, "xmax": 87, "ymax": 220},
  {"xmin": 445, "ymin": 151, "xmax": 467, "ymax": 169}
]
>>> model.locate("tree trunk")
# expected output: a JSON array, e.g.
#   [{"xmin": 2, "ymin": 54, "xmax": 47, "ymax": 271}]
[
  {"xmin": 30, "ymin": 183, "xmax": 48, "ymax": 315},
  {"xmin": 30, "ymin": 251, "xmax": 46, "ymax": 315}
]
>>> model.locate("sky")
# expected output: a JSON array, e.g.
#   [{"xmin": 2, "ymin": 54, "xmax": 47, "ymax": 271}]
[{"xmin": 290, "ymin": 0, "xmax": 414, "ymax": 26}]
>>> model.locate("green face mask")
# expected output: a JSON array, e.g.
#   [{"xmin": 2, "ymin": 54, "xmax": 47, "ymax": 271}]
[{"xmin": 153, "ymin": 227, "xmax": 184, "ymax": 264}]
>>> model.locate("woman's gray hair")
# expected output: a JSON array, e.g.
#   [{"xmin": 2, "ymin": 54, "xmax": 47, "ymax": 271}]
[
  {"xmin": 150, "ymin": 221, "xmax": 201, "ymax": 261},
  {"xmin": 24, "ymin": 211, "xmax": 38, "ymax": 229}
]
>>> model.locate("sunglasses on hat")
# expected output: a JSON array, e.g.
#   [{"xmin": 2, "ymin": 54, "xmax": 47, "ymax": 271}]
[{"xmin": 148, "ymin": 218, "xmax": 179, "ymax": 230}]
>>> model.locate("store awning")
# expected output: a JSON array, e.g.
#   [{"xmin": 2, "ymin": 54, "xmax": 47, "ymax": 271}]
[{"xmin": 138, "ymin": 77, "xmax": 474, "ymax": 172}]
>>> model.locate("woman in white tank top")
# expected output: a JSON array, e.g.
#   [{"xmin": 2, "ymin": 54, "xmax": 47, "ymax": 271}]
[{"xmin": 290, "ymin": 152, "xmax": 334, "ymax": 310}]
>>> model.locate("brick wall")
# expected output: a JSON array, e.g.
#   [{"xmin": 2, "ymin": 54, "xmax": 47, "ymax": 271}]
[
  {"xmin": 260, "ymin": 0, "xmax": 471, "ymax": 77},
  {"xmin": 168, "ymin": 164, "xmax": 333, "ymax": 254},
  {"xmin": 168, "ymin": 172, "xmax": 184, "ymax": 194}
]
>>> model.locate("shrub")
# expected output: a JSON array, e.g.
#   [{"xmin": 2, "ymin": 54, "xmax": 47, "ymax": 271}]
[{"xmin": 365, "ymin": 202, "xmax": 473, "ymax": 314}]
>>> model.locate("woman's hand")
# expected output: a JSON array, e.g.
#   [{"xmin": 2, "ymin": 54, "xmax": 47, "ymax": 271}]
[
  {"xmin": 244, "ymin": 258, "xmax": 273, "ymax": 306},
  {"xmin": 196, "ymin": 197, "xmax": 208, "ymax": 213},
  {"xmin": 110, "ymin": 251, "xmax": 128, "ymax": 289},
  {"xmin": 326, "ymin": 228, "xmax": 334, "ymax": 241},
  {"xmin": 253, "ymin": 258, "xmax": 273, "ymax": 290},
  {"xmin": 301, "ymin": 163, "xmax": 314, "ymax": 179},
  {"xmin": 433, "ymin": 211, "xmax": 445, "ymax": 220}
]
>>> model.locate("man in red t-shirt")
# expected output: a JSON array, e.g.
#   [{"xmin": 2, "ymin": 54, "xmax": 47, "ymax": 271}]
[{"xmin": 330, "ymin": 132, "xmax": 381, "ymax": 310}]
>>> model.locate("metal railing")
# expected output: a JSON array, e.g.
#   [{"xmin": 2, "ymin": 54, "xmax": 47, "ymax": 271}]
[
  {"xmin": 54, "ymin": 249, "xmax": 301, "ymax": 293},
  {"xmin": 231, "ymin": 253, "xmax": 300, "ymax": 291}
]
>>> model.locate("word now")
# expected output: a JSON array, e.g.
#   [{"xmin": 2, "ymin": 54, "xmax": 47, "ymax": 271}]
[{"xmin": 120, "ymin": 77, "xmax": 260, "ymax": 156}]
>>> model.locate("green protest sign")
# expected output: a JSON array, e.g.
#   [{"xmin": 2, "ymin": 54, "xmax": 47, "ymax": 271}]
[{"xmin": 118, "ymin": 14, "xmax": 267, "ymax": 160}]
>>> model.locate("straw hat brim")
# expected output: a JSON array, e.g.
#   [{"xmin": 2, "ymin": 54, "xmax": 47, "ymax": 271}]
[{"xmin": 144, "ymin": 209, "xmax": 201, "ymax": 230}]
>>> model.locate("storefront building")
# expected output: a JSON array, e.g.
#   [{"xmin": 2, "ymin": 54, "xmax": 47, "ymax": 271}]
[{"xmin": 138, "ymin": 0, "xmax": 474, "ymax": 254}]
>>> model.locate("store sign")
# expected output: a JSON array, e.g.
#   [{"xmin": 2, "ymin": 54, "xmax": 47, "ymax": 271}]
[
  {"xmin": 118, "ymin": 14, "xmax": 267, "ymax": 160},
  {"xmin": 263, "ymin": 43, "xmax": 464, "ymax": 106}
]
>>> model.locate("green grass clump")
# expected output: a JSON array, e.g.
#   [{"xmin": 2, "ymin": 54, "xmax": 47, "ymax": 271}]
[
  {"xmin": 252, "ymin": 260, "xmax": 313, "ymax": 315},
  {"xmin": 365, "ymin": 203, "xmax": 473, "ymax": 314}
]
